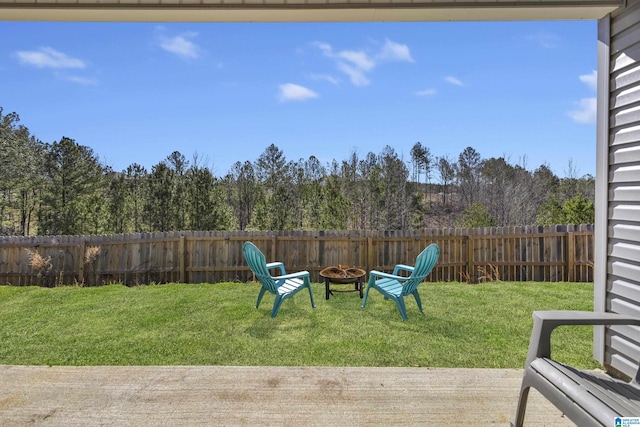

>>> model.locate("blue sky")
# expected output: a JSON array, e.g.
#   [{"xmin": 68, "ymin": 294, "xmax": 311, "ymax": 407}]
[{"xmin": 1, "ymin": 20, "xmax": 597, "ymax": 178}]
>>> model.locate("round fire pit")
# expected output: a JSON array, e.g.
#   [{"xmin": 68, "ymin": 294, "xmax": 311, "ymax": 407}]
[{"xmin": 319, "ymin": 265, "xmax": 366, "ymax": 299}]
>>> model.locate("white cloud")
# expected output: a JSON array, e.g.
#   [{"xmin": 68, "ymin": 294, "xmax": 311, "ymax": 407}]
[
  {"xmin": 376, "ymin": 39, "xmax": 414, "ymax": 63},
  {"xmin": 310, "ymin": 74, "xmax": 340, "ymax": 85},
  {"xmin": 568, "ymin": 98, "xmax": 597, "ymax": 124},
  {"xmin": 16, "ymin": 47, "xmax": 86, "ymax": 69},
  {"xmin": 160, "ymin": 32, "xmax": 200, "ymax": 59},
  {"xmin": 312, "ymin": 39, "xmax": 413, "ymax": 87},
  {"xmin": 278, "ymin": 83, "xmax": 319, "ymax": 102},
  {"xmin": 337, "ymin": 63, "xmax": 370, "ymax": 86},
  {"xmin": 579, "ymin": 70, "xmax": 598, "ymax": 91},
  {"xmin": 313, "ymin": 42, "xmax": 333, "ymax": 57},
  {"xmin": 568, "ymin": 70, "xmax": 598, "ymax": 124},
  {"xmin": 445, "ymin": 76, "xmax": 464, "ymax": 86},
  {"xmin": 315, "ymin": 42, "xmax": 373, "ymax": 86},
  {"xmin": 416, "ymin": 89, "xmax": 437, "ymax": 97},
  {"xmin": 337, "ymin": 50, "xmax": 375, "ymax": 71},
  {"xmin": 64, "ymin": 75, "xmax": 99, "ymax": 86},
  {"xmin": 16, "ymin": 48, "xmax": 98, "ymax": 85}
]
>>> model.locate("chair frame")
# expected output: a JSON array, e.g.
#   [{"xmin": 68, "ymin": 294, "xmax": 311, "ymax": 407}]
[
  {"xmin": 361, "ymin": 243, "xmax": 439, "ymax": 320},
  {"xmin": 243, "ymin": 241, "xmax": 316, "ymax": 318},
  {"xmin": 512, "ymin": 310, "xmax": 640, "ymax": 426}
]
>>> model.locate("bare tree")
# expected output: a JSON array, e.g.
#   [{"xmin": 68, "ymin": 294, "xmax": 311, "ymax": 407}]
[
  {"xmin": 457, "ymin": 146, "xmax": 482, "ymax": 209},
  {"xmin": 436, "ymin": 155, "xmax": 455, "ymax": 209}
]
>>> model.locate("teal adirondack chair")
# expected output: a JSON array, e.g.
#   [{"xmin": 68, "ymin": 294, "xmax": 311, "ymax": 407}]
[
  {"xmin": 361, "ymin": 243, "xmax": 440, "ymax": 320},
  {"xmin": 243, "ymin": 241, "xmax": 316, "ymax": 318}
]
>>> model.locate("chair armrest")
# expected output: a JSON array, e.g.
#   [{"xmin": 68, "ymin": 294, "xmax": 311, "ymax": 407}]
[
  {"xmin": 392, "ymin": 264, "xmax": 415, "ymax": 276},
  {"xmin": 273, "ymin": 271, "xmax": 310, "ymax": 281},
  {"xmin": 369, "ymin": 270, "xmax": 408, "ymax": 282},
  {"xmin": 266, "ymin": 262, "xmax": 286, "ymax": 275},
  {"xmin": 525, "ymin": 310, "xmax": 640, "ymax": 366}
]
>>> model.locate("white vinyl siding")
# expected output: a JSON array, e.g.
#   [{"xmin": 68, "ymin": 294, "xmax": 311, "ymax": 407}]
[{"xmin": 600, "ymin": 0, "xmax": 640, "ymax": 378}]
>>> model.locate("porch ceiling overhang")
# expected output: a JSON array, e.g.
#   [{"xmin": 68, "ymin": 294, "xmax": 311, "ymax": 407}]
[{"xmin": 0, "ymin": 0, "xmax": 623, "ymax": 22}]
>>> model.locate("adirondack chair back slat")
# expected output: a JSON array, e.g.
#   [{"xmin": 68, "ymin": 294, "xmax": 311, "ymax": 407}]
[
  {"xmin": 243, "ymin": 242, "xmax": 278, "ymax": 294},
  {"xmin": 401, "ymin": 244, "xmax": 440, "ymax": 296}
]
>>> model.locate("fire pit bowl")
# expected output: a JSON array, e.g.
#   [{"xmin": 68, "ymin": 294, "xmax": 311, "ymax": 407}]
[{"xmin": 319, "ymin": 265, "xmax": 366, "ymax": 284}]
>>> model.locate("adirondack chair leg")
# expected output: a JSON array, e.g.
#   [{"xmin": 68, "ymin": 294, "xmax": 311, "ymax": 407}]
[
  {"xmin": 361, "ymin": 283, "xmax": 373, "ymax": 308},
  {"xmin": 271, "ymin": 295, "xmax": 285, "ymax": 318},
  {"xmin": 511, "ymin": 384, "xmax": 530, "ymax": 427},
  {"xmin": 256, "ymin": 287, "xmax": 267, "ymax": 308},
  {"xmin": 306, "ymin": 285, "xmax": 316, "ymax": 308},
  {"xmin": 393, "ymin": 297, "xmax": 409, "ymax": 321},
  {"xmin": 412, "ymin": 290, "xmax": 424, "ymax": 313}
]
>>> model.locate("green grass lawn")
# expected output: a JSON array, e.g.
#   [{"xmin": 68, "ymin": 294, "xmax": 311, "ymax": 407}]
[{"xmin": 0, "ymin": 281, "xmax": 598, "ymax": 369}]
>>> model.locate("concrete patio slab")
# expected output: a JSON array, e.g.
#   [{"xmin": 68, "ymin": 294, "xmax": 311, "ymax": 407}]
[{"xmin": 0, "ymin": 365, "xmax": 573, "ymax": 426}]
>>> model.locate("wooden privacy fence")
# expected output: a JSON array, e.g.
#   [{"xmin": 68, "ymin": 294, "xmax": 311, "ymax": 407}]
[{"xmin": 0, "ymin": 225, "xmax": 594, "ymax": 287}]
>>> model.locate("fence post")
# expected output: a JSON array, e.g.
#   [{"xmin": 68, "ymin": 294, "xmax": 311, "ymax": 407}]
[
  {"xmin": 566, "ymin": 232, "xmax": 574, "ymax": 282},
  {"xmin": 77, "ymin": 240, "xmax": 85, "ymax": 285},
  {"xmin": 367, "ymin": 237, "xmax": 374, "ymax": 273},
  {"xmin": 466, "ymin": 235, "xmax": 474, "ymax": 283},
  {"xmin": 271, "ymin": 235, "xmax": 277, "ymax": 261},
  {"xmin": 179, "ymin": 235, "xmax": 186, "ymax": 283}
]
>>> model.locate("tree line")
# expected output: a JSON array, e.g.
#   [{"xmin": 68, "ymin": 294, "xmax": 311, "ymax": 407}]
[{"xmin": 0, "ymin": 107, "xmax": 595, "ymax": 236}]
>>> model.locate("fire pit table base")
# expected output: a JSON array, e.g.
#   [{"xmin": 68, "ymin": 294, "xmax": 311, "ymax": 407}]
[
  {"xmin": 319, "ymin": 266, "xmax": 366, "ymax": 300},
  {"xmin": 323, "ymin": 276, "xmax": 364, "ymax": 300}
]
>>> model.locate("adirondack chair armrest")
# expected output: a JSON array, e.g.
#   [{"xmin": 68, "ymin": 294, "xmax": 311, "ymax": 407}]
[
  {"xmin": 265, "ymin": 262, "xmax": 286, "ymax": 275},
  {"xmin": 392, "ymin": 264, "xmax": 415, "ymax": 276},
  {"xmin": 525, "ymin": 310, "xmax": 640, "ymax": 366},
  {"xmin": 273, "ymin": 271, "xmax": 310, "ymax": 281},
  {"xmin": 369, "ymin": 270, "xmax": 408, "ymax": 282}
]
